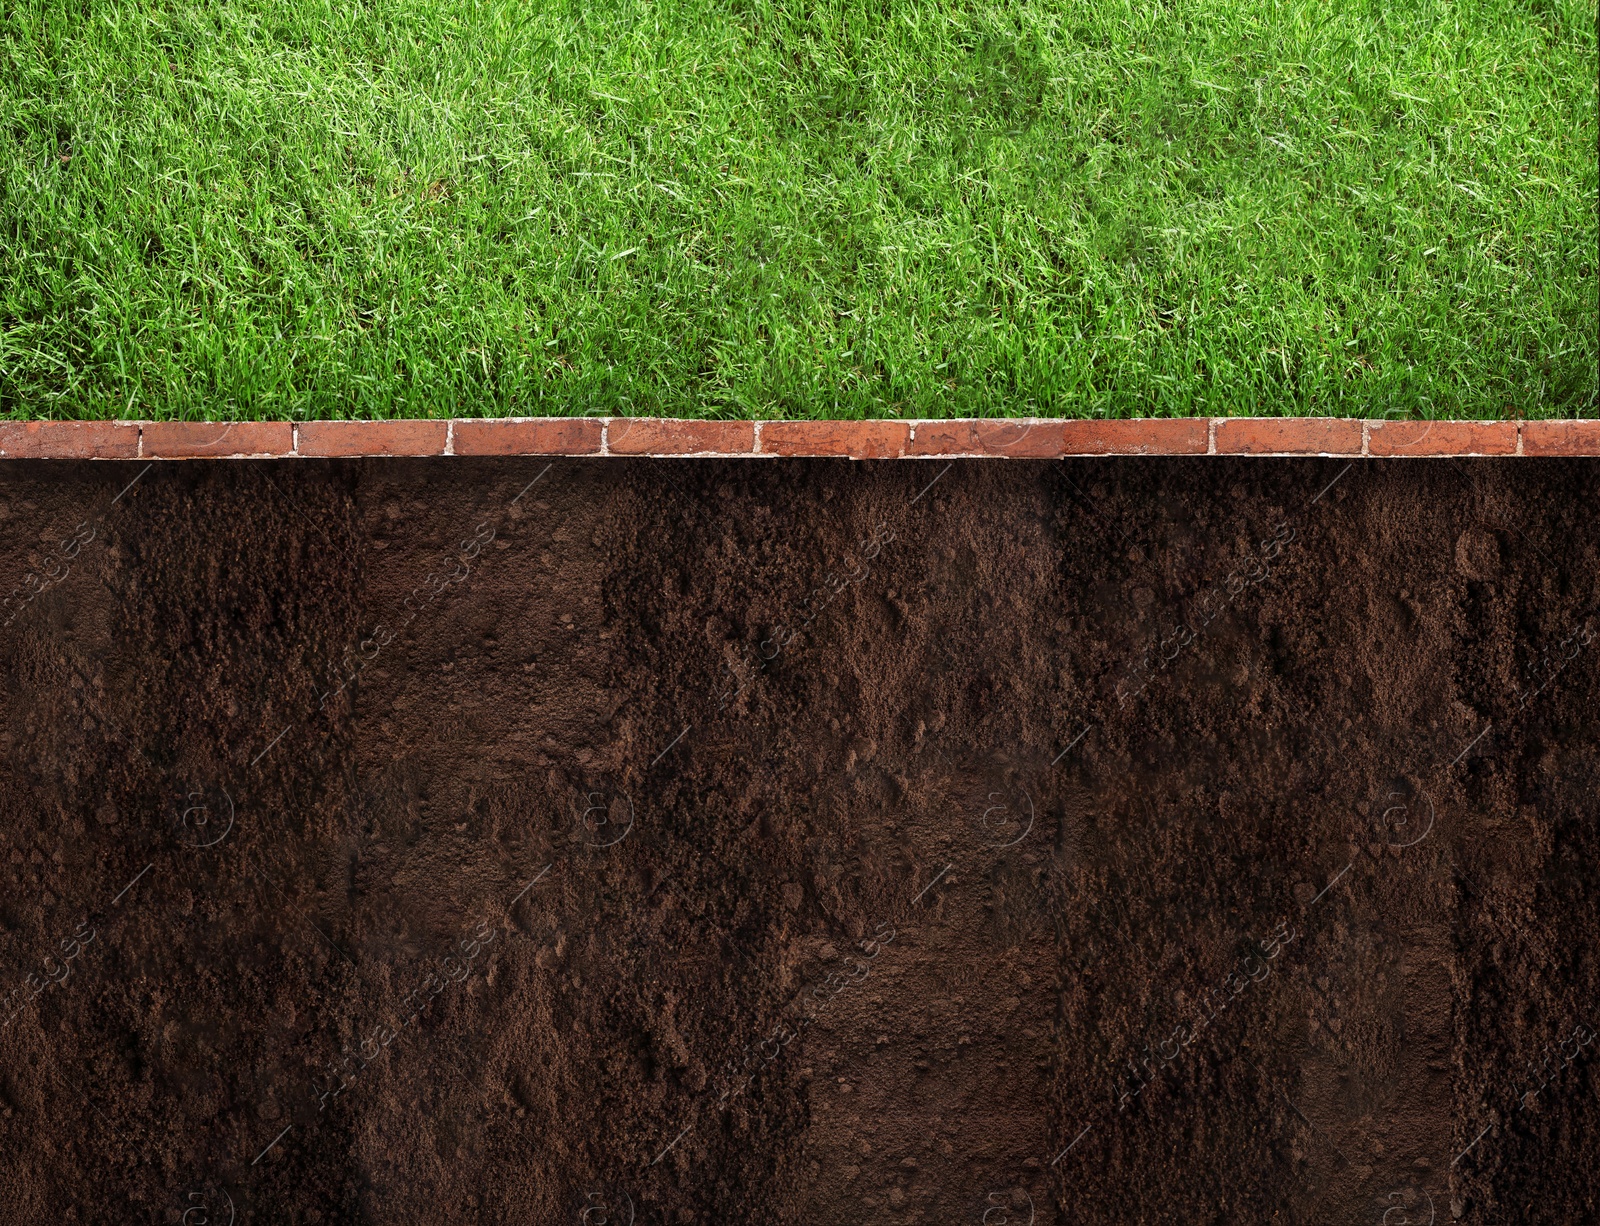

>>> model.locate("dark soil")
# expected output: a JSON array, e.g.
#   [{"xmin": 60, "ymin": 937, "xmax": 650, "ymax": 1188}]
[{"xmin": 0, "ymin": 456, "xmax": 1596, "ymax": 1226}]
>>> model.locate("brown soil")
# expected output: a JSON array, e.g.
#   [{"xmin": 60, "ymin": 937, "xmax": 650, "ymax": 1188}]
[{"xmin": 0, "ymin": 456, "xmax": 1596, "ymax": 1226}]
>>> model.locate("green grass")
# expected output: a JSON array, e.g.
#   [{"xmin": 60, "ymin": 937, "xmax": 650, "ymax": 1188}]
[{"xmin": 2, "ymin": 0, "xmax": 1595, "ymax": 420}]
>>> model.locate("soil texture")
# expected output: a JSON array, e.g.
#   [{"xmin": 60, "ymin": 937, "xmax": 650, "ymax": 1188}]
[{"xmin": 0, "ymin": 456, "xmax": 1596, "ymax": 1225}]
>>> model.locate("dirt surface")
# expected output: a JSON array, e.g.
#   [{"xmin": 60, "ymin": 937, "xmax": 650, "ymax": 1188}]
[{"xmin": 0, "ymin": 455, "xmax": 1596, "ymax": 1225}]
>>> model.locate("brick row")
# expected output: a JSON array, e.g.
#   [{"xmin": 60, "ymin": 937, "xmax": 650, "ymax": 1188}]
[{"xmin": 0, "ymin": 418, "xmax": 1594, "ymax": 459}]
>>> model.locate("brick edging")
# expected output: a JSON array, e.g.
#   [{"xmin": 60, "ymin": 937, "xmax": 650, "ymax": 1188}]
[{"xmin": 1, "ymin": 418, "xmax": 1595, "ymax": 459}]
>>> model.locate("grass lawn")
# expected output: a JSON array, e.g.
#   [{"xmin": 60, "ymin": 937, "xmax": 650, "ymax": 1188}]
[{"xmin": 1, "ymin": 0, "xmax": 1595, "ymax": 421}]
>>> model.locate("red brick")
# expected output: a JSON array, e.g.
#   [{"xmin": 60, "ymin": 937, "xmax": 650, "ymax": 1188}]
[
  {"xmin": 760, "ymin": 421, "xmax": 909, "ymax": 458},
  {"xmin": 142, "ymin": 421, "xmax": 293, "ymax": 458},
  {"xmin": 607, "ymin": 419, "xmax": 755, "ymax": 455},
  {"xmin": 1060, "ymin": 419, "xmax": 1209, "ymax": 455},
  {"xmin": 1368, "ymin": 420, "xmax": 1516, "ymax": 457},
  {"xmin": 0, "ymin": 420, "xmax": 140, "ymax": 459},
  {"xmin": 1521, "ymin": 420, "xmax": 1600, "ymax": 457},
  {"xmin": 906, "ymin": 420, "xmax": 1067, "ymax": 457},
  {"xmin": 1213, "ymin": 418, "xmax": 1362, "ymax": 456},
  {"xmin": 298, "ymin": 420, "xmax": 448, "ymax": 457},
  {"xmin": 452, "ymin": 417, "xmax": 603, "ymax": 456}
]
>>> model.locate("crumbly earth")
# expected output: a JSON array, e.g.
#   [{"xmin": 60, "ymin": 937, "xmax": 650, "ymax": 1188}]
[{"xmin": 0, "ymin": 456, "xmax": 1595, "ymax": 1225}]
